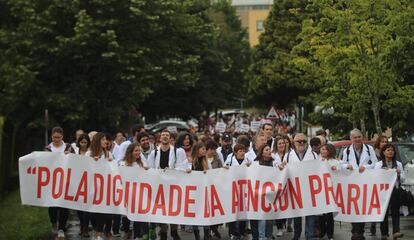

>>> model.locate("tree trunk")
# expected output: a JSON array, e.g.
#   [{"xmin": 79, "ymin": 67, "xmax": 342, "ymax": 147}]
[
  {"xmin": 360, "ymin": 118, "xmax": 367, "ymax": 139},
  {"xmin": 372, "ymin": 94, "xmax": 382, "ymax": 135}
]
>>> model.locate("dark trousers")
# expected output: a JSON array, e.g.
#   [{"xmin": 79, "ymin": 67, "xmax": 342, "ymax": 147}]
[
  {"xmin": 250, "ymin": 220, "xmax": 259, "ymax": 240},
  {"xmin": 77, "ymin": 211, "xmax": 90, "ymax": 230},
  {"xmin": 351, "ymin": 223, "xmax": 365, "ymax": 236},
  {"xmin": 229, "ymin": 221, "xmax": 246, "ymax": 237},
  {"xmin": 319, "ymin": 213, "xmax": 334, "ymax": 238},
  {"xmin": 112, "ymin": 214, "xmax": 121, "ymax": 234},
  {"xmin": 380, "ymin": 188, "xmax": 401, "ymax": 236},
  {"xmin": 48, "ymin": 207, "xmax": 69, "ymax": 231},
  {"xmin": 265, "ymin": 220, "xmax": 273, "ymax": 238},
  {"xmin": 122, "ymin": 216, "xmax": 149, "ymax": 238},
  {"xmin": 275, "ymin": 219, "xmax": 285, "ymax": 230},
  {"xmin": 92, "ymin": 213, "xmax": 112, "ymax": 233}
]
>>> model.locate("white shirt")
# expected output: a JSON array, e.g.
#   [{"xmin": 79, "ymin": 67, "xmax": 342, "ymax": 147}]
[
  {"xmin": 341, "ymin": 144, "xmax": 378, "ymax": 170},
  {"xmin": 245, "ymin": 149, "xmax": 257, "ymax": 163},
  {"xmin": 322, "ymin": 158, "xmax": 342, "ymax": 170},
  {"xmin": 374, "ymin": 160, "xmax": 405, "ymax": 188},
  {"xmin": 119, "ymin": 159, "xmax": 148, "ymax": 168},
  {"xmin": 49, "ymin": 142, "xmax": 66, "ymax": 153}
]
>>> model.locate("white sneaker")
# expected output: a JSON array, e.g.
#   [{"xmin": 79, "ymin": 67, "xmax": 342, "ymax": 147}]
[
  {"xmin": 57, "ymin": 230, "xmax": 65, "ymax": 239},
  {"xmin": 276, "ymin": 230, "xmax": 283, "ymax": 237}
]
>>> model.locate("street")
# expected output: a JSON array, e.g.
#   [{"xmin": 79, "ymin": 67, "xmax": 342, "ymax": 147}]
[{"xmin": 65, "ymin": 214, "xmax": 414, "ymax": 240}]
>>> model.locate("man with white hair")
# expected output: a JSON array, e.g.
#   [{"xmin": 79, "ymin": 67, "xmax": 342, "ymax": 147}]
[
  {"xmin": 281, "ymin": 133, "xmax": 318, "ymax": 240},
  {"xmin": 341, "ymin": 128, "xmax": 378, "ymax": 240}
]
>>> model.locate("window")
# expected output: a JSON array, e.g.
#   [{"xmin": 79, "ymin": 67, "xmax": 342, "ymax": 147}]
[{"xmin": 256, "ymin": 20, "xmax": 264, "ymax": 32}]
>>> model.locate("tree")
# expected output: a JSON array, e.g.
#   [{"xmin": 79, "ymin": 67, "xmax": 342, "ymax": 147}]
[
  {"xmin": 140, "ymin": 0, "xmax": 251, "ymax": 120},
  {"xmin": 292, "ymin": 0, "xmax": 414, "ymax": 135},
  {"xmin": 249, "ymin": 0, "xmax": 319, "ymax": 107},
  {"xmin": 0, "ymin": 0, "xmax": 213, "ymax": 131}
]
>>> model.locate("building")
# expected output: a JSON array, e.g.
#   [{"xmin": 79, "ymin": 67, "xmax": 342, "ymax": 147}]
[{"xmin": 231, "ymin": 0, "xmax": 273, "ymax": 47}]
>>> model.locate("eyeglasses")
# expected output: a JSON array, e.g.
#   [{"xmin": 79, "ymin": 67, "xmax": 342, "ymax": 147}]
[{"xmin": 296, "ymin": 140, "xmax": 306, "ymax": 144}]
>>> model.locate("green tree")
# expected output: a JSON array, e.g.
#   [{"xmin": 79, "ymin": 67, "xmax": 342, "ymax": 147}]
[
  {"xmin": 0, "ymin": 0, "xmax": 212, "ymax": 131},
  {"xmin": 292, "ymin": 0, "xmax": 414, "ymax": 135},
  {"xmin": 140, "ymin": 0, "xmax": 250, "ymax": 119},
  {"xmin": 249, "ymin": 0, "xmax": 318, "ymax": 107}
]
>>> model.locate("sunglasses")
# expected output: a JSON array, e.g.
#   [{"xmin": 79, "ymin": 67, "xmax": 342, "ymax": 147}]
[{"xmin": 296, "ymin": 140, "xmax": 306, "ymax": 144}]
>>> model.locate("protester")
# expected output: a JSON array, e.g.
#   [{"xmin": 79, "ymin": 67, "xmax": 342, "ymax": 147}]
[
  {"xmin": 225, "ymin": 144, "xmax": 251, "ymax": 167},
  {"xmin": 371, "ymin": 135, "xmax": 389, "ymax": 235},
  {"xmin": 176, "ymin": 132, "xmax": 194, "ymax": 159},
  {"xmin": 189, "ymin": 142, "xmax": 212, "ymax": 240},
  {"xmin": 119, "ymin": 143, "xmax": 150, "ymax": 240},
  {"xmin": 44, "ymin": 127, "xmax": 74, "ymax": 240},
  {"xmin": 281, "ymin": 133, "xmax": 318, "ymax": 240},
  {"xmin": 310, "ymin": 137, "xmax": 322, "ymax": 155},
  {"xmin": 71, "ymin": 129, "xmax": 84, "ymax": 152},
  {"xmin": 251, "ymin": 144, "xmax": 274, "ymax": 240},
  {"xmin": 261, "ymin": 123, "xmax": 274, "ymax": 150},
  {"xmin": 375, "ymin": 144, "xmax": 405, "ymax": 240},
  {"xmin": 86, "ymin": 132, "xmax": 115, "ymax": 240},
  {"xmin": 205, "ymin": 140, "xmax": 223, "ymax": 238},
  {"xmin": 75, "ymin": 133, "xmax": 91, "ymax": 238},
  {"xmin": 245, "ymin": 133, "xmax": 267, "ymax": 163},
  {"xmin": 374, "ymin": 135, "xmax": 389, "ymax": 160},
  {"xmin": 224, "ymin": 143, "xmax": 249, "ymax": 240},
  {"xmin": 318, "ymin": 143, "xmax": 339, "ymax": 240},
  {"xmin": 341, "ymin": 128, "xmax": 378, "ymax": 240},
  {"xmin": 271, "ymin": 136, "xmax": 288, "ymax": 237},
  {"xmin": 146, "ymin": 129, "xmax": 190, "ymax": 240},
  {"xmin": 217, "ymin": 133, "xmax": 233, "ymax": 165}
]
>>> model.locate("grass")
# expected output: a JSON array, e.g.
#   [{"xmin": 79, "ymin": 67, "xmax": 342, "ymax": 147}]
[{"xmin": 0, "ymin": 189, "xmax": 52, "ymax": 240}]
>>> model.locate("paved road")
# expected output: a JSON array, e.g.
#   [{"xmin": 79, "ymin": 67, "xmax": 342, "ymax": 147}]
[{"xmin": 63, "ymin": 212, "xmax": 414, "ymax": 240}]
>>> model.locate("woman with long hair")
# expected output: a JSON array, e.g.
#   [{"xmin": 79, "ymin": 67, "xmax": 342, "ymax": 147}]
[
  {"xmin": 189, "ymin": 142, "xmax": 211, "ymax": 240},
  {"xmin": 375, "ymin": 144, "xmax": 405, "ymax": 240},
  {"xmin": 176, "ymin": 132, "xmax": 194, "ymax": 159},
  {"xmin": 86, "ymin": 132, "xmax": 114, "ymax": 240},
  {"xmin": 75, "ymin": 133, "xmax": 91, "ymax": 237},
  {"xmin": 271, "ymin": 136, "xmax": 288, "ymax": 237},
  {"xmin": 44, "ymin": 126, "xmax": 74, "ymax": 240},
  {"xmin": 319, "ymin": 144, "xmax": 339, "ymax": 240},
  {"xmin": 252, "ymin": 144, "xmax": 274, "ymax": 240},
  {"xmin": 370, "ymin": 135, "xmax": 388, "ymax": 236},
  {"xmin": 120, "ymin": 143, "xmax": 149, "ymax": 240}
]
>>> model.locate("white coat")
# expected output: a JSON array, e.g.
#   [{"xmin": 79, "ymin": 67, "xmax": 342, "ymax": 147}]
[
  {"xmin": 146, "ymin": 145, "xmax": 188, "ymax": 170},
  {"xmin": 283, "ymin": 147, "xmax": 318, "ymax": 163},
  {"xmin": 224, "ymin": 154, "xmax": 251, "ymax": 166},
  {"xmin": 341, "ymin": 144, "xmax": 378, "ymax": 170}
]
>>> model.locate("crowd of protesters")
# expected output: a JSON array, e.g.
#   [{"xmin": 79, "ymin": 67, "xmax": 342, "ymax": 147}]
[{"xmin": 45, "ymin": 122, "xmax": 405, "ymax": 240}]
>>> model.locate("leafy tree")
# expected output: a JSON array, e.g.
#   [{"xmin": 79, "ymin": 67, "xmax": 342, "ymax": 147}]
[
  {"xmin": 249, "ymin": 0, "xmax": 318, "ymax": 107},
  {"xmin": 292, "ymin": 0, "xmax": 414, "ymax": 135},
  {"xmin": 0, "ymin": 0, "xmax": 212, "ymax": 131}
]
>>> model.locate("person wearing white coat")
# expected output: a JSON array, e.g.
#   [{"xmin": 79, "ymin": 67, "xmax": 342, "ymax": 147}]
[
  {"xmin": 281, "ymin": 133, "xmax": 318, "ymax": 240},
  {"xmin": 146, "ymin": 129, "xmax": 190, "ymax": 240},
  {"xmin": 341, "ymin": 129, "xmax": 378, "ymax": 240}
]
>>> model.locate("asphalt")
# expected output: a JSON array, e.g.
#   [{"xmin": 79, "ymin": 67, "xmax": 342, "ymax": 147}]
[{"xmin": 61, "ymin": 211, "xmax": 414, "ymax": 240}]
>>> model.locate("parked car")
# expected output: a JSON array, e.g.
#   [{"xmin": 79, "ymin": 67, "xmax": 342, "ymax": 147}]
[{"xmin": 147, "ymin": 120, "xmax": 190, "ymax": 134}]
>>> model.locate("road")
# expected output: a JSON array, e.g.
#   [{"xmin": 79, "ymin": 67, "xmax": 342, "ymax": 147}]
[{"xmin": 64, "ymin": 213, "xmax": 414, "ymax": 240}]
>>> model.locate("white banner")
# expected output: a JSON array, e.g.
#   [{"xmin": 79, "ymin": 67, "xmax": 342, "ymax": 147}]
[{"xmin": 19, "ymin": 152, "xmax": 396, "ymax": 225}]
